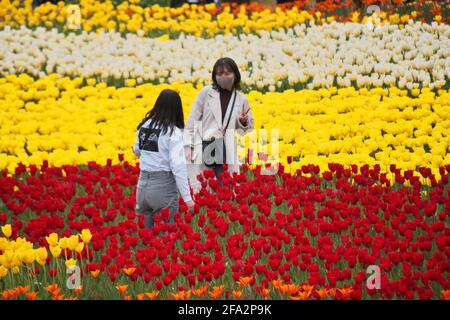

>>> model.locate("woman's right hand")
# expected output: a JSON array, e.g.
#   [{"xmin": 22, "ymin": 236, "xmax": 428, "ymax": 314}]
[{"xmin": 184, "ymin": 146, "xmax": 192, "ymax": 162}]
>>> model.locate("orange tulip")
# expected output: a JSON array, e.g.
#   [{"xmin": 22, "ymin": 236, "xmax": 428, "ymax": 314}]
[
  {"xmin": 17, "ymin": 285, "xmax": 30, "ymax": 294},
  {"xmin": 271, "ymin": 279, "xmax": 283, "ymax": 290},
  {"xmin": 123, "ymin": 295, "xmax": 132, "ymax": 300},
  {"xmin": 441, "ymin": 290, "xmax": 450, "ymax": 300},
  {"xmin": 328, "ymin": 288, "xmax": 337, "ymax": 298},
  {"xmin": 238, "ymin": 276, "xmax": 254, "ymax": 287},
  {"xmin": 301, "ymin": 284, "xmax": 314, "ymax": 295},
  {"xmin": 171, "ymin": 290, "xmax": 191, "ymax": 300},
  {"xmin": 209, "ymin": 285, "xmax": 224, "ymax": 299},
  {"xmin": 44, "ymin": 284, "xmax": 59, "ymax": 293},
  {"xmin": 279, "ymin": 284, "xmax": 299, "ymax": 296},
  {"xmin": 315, "ymin": 288, "xmax": 329, "ymax": 299},
  {"xmin": 90, "ymin": 269, "xmax": 100, "ymax": 278},
  {"xmin": 51, "ymin": 288, "xmax": 61, "ymax": 297},
  {"xmin": 233, "ymin": 290, "xmax": 243, "ymax": 299},
  {"xmin": 192, "ymin": 285, "xmax": 208, "ymax": 297},
  {"xmin": 26, "ymin": 292, "xmax": 38, "ymax": 300},
  {"xmin": 122, "ymin": 267, "xmax": 136, "ymax": 276},
  {"xmin": 1, "ymin": 291, "xmax": 10, "ymax": 300},
  {"xmin": 277, "ymin": 285, "xmax": 286, "ymax": 295},
  {"xmin": 9, "ymin": 288, "xmax": 20, "ymax": 299},
  {"xmin": 261, "ymin": 288, "xmax": 270, "ymax": 298},
  {"xmin": 136, "ymin": 294, "xmax": 145, "ymax": 300},
  {"xmin": 75, "ymin": 286, "xmax": 83, "ymax": 295},
  {"xmin": 337, "ymin": 287, "xmax": 353, "ymax": 296},
  {"xmin": 301, "ymin": 290, "xmax": 312, "ymax": 299},
  {"xmin": 145, "ymin": 291, "xmax": 159, "ymax": 299},
  {"xmin": 290, "ymin": 291, "xmax": 311, "ymax": 300},
  {"xmin": 52, "ymin": 293, "xmax": 65, "ymax": 300},
  {"xmin": 116, "ymin": 285, "xmax": 129, "ymax": 295}
]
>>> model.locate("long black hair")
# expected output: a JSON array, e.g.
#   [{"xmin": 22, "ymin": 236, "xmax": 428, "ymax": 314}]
[
  {"xmin": 136, "ymin": 89, "xmax": 185, "ymax": 135},
  {"xmin": 212, "ymin": 57, "xmax": 242, "ymax": 91}
]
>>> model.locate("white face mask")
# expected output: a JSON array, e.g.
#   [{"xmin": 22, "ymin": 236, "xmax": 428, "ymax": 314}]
[{"xmin": 216, "ymin": 75, "xmax": 235, "ymax": 91}]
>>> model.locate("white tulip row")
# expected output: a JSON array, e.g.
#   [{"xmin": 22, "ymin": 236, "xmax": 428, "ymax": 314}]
[{"xmin": 0, "ymin": 21, "xmax": 449, "ymax": 90}]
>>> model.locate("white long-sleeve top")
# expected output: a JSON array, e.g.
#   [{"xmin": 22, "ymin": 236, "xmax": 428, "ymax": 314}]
[{"xmin": 133, "ymin": 119, "xmax": 192, "ymax": 203}]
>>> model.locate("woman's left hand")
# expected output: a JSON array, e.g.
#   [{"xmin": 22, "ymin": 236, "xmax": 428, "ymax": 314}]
[{"xmin": 186, "ymin": 200, "xmax": 195, "ymax": 212}]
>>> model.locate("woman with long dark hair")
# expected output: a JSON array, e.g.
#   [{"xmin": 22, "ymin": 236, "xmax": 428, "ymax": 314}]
[
  {"xmin": 133, "ymin": 89, "xmax": 194, "ymax": 228},
  {"xmin": 183, "ymin": 57, "xmax": 254, "ymax": 192}
]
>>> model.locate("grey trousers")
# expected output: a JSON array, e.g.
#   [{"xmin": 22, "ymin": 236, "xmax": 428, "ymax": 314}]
[{"xmin": 135, "ymin": 171, "xmax": 178, "ymax": 228}]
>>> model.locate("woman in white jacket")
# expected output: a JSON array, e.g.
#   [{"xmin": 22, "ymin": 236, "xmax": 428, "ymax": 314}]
[{"xmin": 183, "ymin": 57, "xmax": 254, "ymax": 192}]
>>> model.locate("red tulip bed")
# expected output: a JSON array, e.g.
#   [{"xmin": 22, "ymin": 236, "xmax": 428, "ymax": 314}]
[{"xmin": 0, "ymin": 158, "xmax": 449, "ymax": 300}]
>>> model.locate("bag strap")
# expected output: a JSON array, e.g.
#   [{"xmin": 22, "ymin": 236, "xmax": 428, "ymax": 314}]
[{"xmin": 222, "ymin": 90, "xmax": 237, "ymax": 133}]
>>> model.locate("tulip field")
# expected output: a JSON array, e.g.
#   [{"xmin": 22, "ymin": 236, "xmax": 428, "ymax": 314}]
[{"xmin": 0, "ymin": 0, "xmax": 449, "ymax": 300}]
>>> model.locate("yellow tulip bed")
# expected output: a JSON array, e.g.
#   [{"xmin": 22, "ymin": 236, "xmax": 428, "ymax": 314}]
[
  {"xmin": 0, "ymin": 0, "xmax": 328, "ymax": 37},
  {"xmin": 0, "ymin": 0, "xmax": 447, "ymax": 38},
  {"xmin": 0, "ymin": 74, "xmax": 448, "ymax": 176}
]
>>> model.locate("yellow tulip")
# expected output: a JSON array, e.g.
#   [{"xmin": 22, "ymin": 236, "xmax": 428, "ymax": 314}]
[
  {"xmin": 0, "ymin": 238, "xmax": 8, "ymax": 251},
  {"xmin": 12, "ymin": 256, "xmax": 22, "ymax": 268},
  {"xmin": 45, "ymin": 233, "xmax": 59, "ymax": 247},
  {"xmin": 21, "ymin": 249, "xmax": 35, "ymax": 264},
  {"xmin": 50, "ymin": 245, "xmax": 62, "ymax": 258},
  {"xmin": 65, "ymin": 258, "xmax": 77, "ymax": 269},
  {"xmin": 1, "ymin": 224, "xmax": 12, "ymax": 238},
  {"xmin": 35, "ymin": 247, "xmax": 48, "ymax": 266},
  {"xmin": 75, "ymin": 242, "xmax": 84, "ymax": 254},
  {"xmin": 80, "ymin": 229, "xmax": 92, "ymax": 244},
  {"xmin": 59, "ymin": 237, "xmax": 68, "ymax": 250},
  {"xmin": 0, "ymin": 265, "xmax": 8, "ymax": 278},
  {"xmin": 67, "ymin": 235, "xmax": 80, "ymax": 251}
]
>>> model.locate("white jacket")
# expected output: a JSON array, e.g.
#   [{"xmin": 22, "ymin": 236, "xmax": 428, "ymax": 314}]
[
  {"xmin": 133, "ymin": 119, "xmax": 192, "ymax": 203},
  {"xmin": 183, "ymin": 85, "xmax": 254, "ymax": 192}
]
